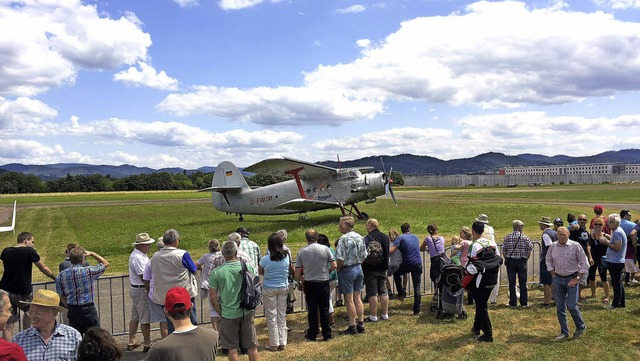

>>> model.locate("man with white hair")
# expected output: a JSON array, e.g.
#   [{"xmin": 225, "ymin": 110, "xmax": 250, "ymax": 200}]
[
  {"xmin": 601, "ymin": 214, "xmax": 627, "ymax": 309},
  {"xmin": 150, "ymin": 229, "xmax": 198, "ymax": 334},
  {"xmin": 502, "ymin": 220, "xmax": 533, "ymax": 308}
]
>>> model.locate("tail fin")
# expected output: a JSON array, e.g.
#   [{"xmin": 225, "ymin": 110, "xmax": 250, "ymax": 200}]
[
  {"xmin": 0, "ymin": 201, "xmax": 17, "ymax": 233},
  {"xmin": 212, "ymin": 161, "xmax": 250, "ymax": 189}
]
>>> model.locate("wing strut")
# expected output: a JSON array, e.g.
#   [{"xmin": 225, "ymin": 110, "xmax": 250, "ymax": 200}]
[{"xmin": 284, "ymin": 167, "xmax": 309, "ymax": 199}]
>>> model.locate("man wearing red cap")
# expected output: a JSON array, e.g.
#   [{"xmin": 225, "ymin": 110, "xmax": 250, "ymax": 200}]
[{"xmin": 144, "ymin": 286, "xmax": 218, "ymax": 361}]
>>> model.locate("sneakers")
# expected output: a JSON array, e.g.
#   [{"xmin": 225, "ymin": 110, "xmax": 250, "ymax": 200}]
[
  {"xmin": 356, "ymin": 322, "xmax": 365, "ymax": 334},
  {"xmin": 555, "ymin": 334, "xmax": 569, "ymax": 341},
  {"xmin": 573, "ymin": 326, "xmax": 586, "ymax": 339},
  {"xmin": 338, "ymin": 325, "xmax": 357, "ymax": 335},
  {"xmin": 380, "ymin": 314, "xmax": 389, "ymax": 321},
  {"xmin": 364, "ymin": 316, "xmax": 378, "ymax": 323}
]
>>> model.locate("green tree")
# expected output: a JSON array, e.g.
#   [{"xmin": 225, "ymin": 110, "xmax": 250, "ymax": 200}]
[{"xmin": 390, "ymin": 171, "xmax": 405, "ymax": 186}]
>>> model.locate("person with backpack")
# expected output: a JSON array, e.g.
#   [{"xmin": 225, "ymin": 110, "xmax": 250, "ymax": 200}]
[
  {"xmin": 466, "ymin": 221, "xmax": 502, "ymax": 343},
  {"xmin": 362, "ymin": 219, "xmax": 390, "ymax": 323},
  {"xmin": 209, "ymin": 240, "xmax": 259, "ymax": 361}
]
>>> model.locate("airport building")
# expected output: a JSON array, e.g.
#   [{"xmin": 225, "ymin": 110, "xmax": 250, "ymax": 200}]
[{"xmin": 502, "ymin": 163, "xmax": 640, "ymax": 176}]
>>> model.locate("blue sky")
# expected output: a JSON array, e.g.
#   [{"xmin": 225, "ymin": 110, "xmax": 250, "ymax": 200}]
[{"xmin": 1, "ymin": 0, "xmax": 640, "ymax": 169}]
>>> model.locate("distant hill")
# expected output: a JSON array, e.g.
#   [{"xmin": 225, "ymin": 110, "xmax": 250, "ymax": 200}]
[
  {"xmin": 2, "ymin": 149, "xmax": 640, "ymax": 179},
  {"xmin": 317, "ymin": 148, "xmax": 640, "ymax": 175}
]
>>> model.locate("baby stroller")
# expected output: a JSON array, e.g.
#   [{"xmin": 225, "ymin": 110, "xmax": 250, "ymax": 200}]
[{"xmin": 431, "ymin": 263, "xmax": 467, "ymax": 320}]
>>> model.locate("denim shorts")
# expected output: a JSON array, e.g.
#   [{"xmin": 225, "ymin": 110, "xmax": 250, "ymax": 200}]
[{"xmin": 338, "ymin": 265, "xmax": 364, "ymax": 295}]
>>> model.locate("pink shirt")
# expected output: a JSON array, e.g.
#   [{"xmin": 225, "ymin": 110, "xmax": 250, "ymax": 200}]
[
  {"xmin": 458, "ymin": 240, "xmax": 472, "ymax": 266},
  {"xmin": 546, "ymin": 240, "xmax": 590, "ymax": 277}
]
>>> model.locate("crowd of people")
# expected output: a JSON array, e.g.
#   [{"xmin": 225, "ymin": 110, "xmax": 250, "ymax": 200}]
[{"xmin": 0, "ymin": 205, "xmax": 638, "ymax": 360}]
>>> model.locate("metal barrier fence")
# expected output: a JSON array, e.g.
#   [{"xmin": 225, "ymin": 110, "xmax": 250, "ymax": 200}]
[{"xmin": 21, "ymin": 241, "xmax": 542, "ymax": 336}]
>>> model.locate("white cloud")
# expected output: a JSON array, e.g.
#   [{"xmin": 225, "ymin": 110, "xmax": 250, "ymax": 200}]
[
  {"xmin": 157, "ymin": 85, "xmax": 383, "ymax": 126},
  {"xmin": 157, "ymin": 1, "xmax": 640, "ymax": 127},
  {"xmin": 0, "ymin": 96, "xmax": 58, "ymax": 133},
  {"xmin": 0, "ymin": 0, "xmax": 151, "ymax": 97},
  {"xmin": 0, "ymin": 139, "xmax": 90, "ymax": 164},
  {"xmin": 356, "ymin": 39, "xmax": 371, "ymax": 48},
  {"xmin": 113, "ymin": 62, "xmax": 179, "ymax": 90},
  {"xmin": 218, "ymin": 0, "xmax": 284, "ymax": 10},
  {"xmin": 306, "ymin": 111, "xmax": 640, "ymax": 162},
  {"xmin": 336, "ymin": 4, "xmax": 366, "ymax": 14},
  {"xmin": 174, "ymin": 0, "xmax": 199, "ymax": 7},
  {"xmin": 594, "ymin": 0, "xmax": 640, "ymax": 9}
]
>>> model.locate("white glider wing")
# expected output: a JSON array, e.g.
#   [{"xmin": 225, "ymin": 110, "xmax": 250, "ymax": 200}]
[{"xmin": 0, "ymin": 201, "xmax": 17, "ymax": 233}]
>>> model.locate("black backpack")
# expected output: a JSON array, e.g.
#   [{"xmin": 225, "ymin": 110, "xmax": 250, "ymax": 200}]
[
  {"xmin": 239, "ymin": 260, "xmax": 262, "ymax": 310},
  {"xmin": 471, "ymin": 245, "xmax": 503, "ymax": 288},
  {"xmin": 364, "ymin": 235, "xmax": 384, "ymax": 266}
]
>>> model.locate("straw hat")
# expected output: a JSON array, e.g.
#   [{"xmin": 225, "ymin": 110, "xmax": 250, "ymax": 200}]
[
  {"xmin": 20, "ymin": 289, "xmax": 67, "ymax": 313},
  {"xmin": 537, "ymin": 216, "xmax": 552, "ymax": 226},
  {"xmin": 132, "ymin": 233, "xmax": 155, "ymax": 247},
  {"xmin": 475, "ymin": 214, "xmax": 490, "ymax": 224}
]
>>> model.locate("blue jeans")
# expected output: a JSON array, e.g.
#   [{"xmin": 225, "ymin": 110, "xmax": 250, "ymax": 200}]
[
  {"xmin": 608, "ymin": 262, "xmax": 625, "ymax": 308},
  {"xmin": 393, "ymin": 263, "xmax": 422, "ymax": 314},
  {"xmin": 553, "ymin": 276, "xmax": 585, "ymax": 336},
  {"xmin": 506, "ymin": 258, "xmax": 528, "ymax": 306}
]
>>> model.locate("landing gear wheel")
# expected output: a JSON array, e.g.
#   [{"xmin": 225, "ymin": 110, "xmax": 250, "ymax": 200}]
[{"xmin": 359, "ymin": 212, "xmax": 369, "ymax": 220}]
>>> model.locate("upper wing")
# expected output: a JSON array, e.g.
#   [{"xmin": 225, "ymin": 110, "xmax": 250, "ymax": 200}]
[
  {"xmin": 243, "ymin": 157, "xmax": 336, "ymax": 179},
  {"xmin": 274, "ymin": 198, "xmax": 341, "ymax": 212}
]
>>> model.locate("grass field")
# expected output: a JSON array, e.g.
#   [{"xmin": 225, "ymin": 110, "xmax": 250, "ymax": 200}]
[
  {"xmin": 1, "ymin": 184, "xmax": 640, "ymax": 359},
  {"xmin": 1, "ymin": 184, "xmax": 638, "ymax": 279}
]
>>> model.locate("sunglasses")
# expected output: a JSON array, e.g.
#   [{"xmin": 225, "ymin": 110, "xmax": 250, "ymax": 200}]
[
  {"xmin": 578, "ymin": 218, "xmax": 587, "ymax": 221},
  {"xmin": 594, "ymin": 224, "xmax": 603, "ymax": 227}
]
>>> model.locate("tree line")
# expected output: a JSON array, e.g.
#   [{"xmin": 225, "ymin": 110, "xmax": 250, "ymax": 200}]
[{"xmin": 0, "ymin": 170, "xmax": 404, "ymax": 194}]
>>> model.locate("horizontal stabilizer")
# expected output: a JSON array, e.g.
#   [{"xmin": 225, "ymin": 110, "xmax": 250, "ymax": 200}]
[
  {"xmin": 197, "ymin": 185, "xmax": 243, "ymax": 193},
  {"xmin": 274, "ymin": 198, "xmax": 340, "ymax": 212}
]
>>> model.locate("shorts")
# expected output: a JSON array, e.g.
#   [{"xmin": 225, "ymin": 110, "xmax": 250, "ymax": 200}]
[
  {"xmin": 338, "ymin": 265, "xmax": 364, "ymax": 295},
  {"xmin": 149, "ymin": 300, "xmax": 166, "ymax": 323},
  {"xmin": 219, "ymin": 313, "xmax": 257, "ymax": 350},
  {"xmin": 363, "ymin": 269, "xmax": 387, "ymax": 298},
  {"xmin": 7, "ymin": 292, "xmax": 32, "ymax": 324},
  {"xmin": 539, "ymin": 260, "xmax": 552, "ymax": 286},
  {"xmin": 129, "ymin": 287, "xmax": 150, "ymax": 324},
  {"xmin": 201, "ymin": 288, "xmax": 220, "ymax": 318}
]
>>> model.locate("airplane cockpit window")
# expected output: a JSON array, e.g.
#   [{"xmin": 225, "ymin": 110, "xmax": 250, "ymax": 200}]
[{"xmin": 336, "ymin": 169, "xmax": 361, "ymax": 181}]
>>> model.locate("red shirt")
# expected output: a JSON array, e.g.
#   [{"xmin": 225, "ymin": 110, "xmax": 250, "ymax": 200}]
[{"xmin": 0, "ymin": 338, "xmax": 27, "ymax": 361}]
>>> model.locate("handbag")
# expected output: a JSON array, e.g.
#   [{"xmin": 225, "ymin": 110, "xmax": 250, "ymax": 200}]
[
  {"xmin": 462, "ymin": 273, "xmax": 477, "ymax": 290},
  {"xmin": 286, "ymin": 252, "xmax": 297, "ymax": 303}
]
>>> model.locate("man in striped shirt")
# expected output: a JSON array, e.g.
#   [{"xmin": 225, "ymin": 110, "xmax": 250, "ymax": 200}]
[
  {"xmin": 546, "ymin": 227, "xmax": 589, "ymax": 340},
  {"xmin": 55, "ymin": 246, "xmax": 109, "ymax": 335}
]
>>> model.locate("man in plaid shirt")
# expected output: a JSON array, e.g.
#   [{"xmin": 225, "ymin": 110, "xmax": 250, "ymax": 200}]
[
  {"xmin": 55, "ymin": 246, "xmax": 109, "ymax": 335},
  {"xmin": 236, "ymin": 227, "xmax": 261, "ymax": 267},
  {"xmin": 502, "ymin": 220, "xmax": 533, "ymax": 307}
]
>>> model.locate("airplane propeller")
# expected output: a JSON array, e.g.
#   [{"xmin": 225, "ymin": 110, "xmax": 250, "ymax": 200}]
[{"xmin": 380, "ymin": 157, "xmax": 397, "ymax": 206}]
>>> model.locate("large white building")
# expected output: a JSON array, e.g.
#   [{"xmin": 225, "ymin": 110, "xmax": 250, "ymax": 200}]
[{"xmin": 503, "ymin": 163, "xmax": 640, "ymax": 176}]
